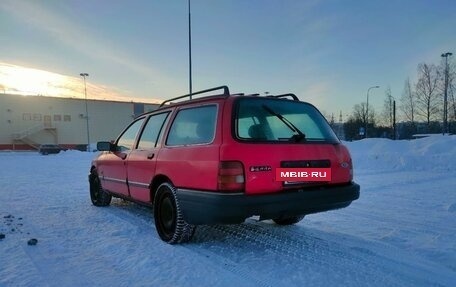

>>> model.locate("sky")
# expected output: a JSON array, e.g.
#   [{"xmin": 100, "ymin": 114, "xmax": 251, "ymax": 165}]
[{"xmin": 1, "ymin": 0, "xmax": 455, "ymax": 119}]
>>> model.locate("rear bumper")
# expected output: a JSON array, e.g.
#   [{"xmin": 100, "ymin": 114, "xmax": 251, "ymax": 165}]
[{"xmin": 177, "ymin": 183, "xmax": 360, "ymax": 225}]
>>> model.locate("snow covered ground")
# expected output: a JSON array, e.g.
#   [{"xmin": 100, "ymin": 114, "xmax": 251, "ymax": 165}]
[{"xmin": 1, "ymin": 135, "xmax": 455, "ymax": 287}]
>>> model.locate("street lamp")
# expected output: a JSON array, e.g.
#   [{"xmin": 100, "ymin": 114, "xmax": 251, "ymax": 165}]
[
  {"xmin": 441, "ymin": 52, "xmax": 452, "ymax": 135},
  {"xmin": 79, "ymin": 73, "xmax": 90, "ymax": 151},
  {"xmin": 388, "ymin": 94, "xmax": 397, "ymax": 140},
  {"xmin": 365, "ymin": 85, "xmax": 380, "ymax": 138},
  {"xmin": 188, "ymin": 0, "xmax": 192, "ymax": 99}
]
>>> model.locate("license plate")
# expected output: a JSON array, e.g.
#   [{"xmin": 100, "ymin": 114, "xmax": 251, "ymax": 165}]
[{"xmin": 275, "ymin": 168, "xmax": 331, "ymax": 182}]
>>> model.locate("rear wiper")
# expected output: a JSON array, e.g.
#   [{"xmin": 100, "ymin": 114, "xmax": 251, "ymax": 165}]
[{"xmin": 262, "ymin": 105, "xmax": 306, "ymax": 142}]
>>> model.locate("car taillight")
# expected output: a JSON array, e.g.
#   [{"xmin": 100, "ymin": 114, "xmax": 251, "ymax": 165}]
[
  {"xmin": 338, "ymin": 144, "xmax": 354, "ymax": 182},
  {"xmin": 218, "ymin": 161, "xmax": 245, "ymax": 192}
]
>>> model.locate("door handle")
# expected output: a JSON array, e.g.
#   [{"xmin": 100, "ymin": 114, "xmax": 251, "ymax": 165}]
[{"xmin": 147, "ymin": 153, "xmax": 154, "ymax": 159}]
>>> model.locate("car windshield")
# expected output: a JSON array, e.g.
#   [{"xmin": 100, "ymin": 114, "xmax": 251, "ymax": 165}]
[{"xmin": 234, "ymin": 98, "xmax": 339, "ymax": 143}]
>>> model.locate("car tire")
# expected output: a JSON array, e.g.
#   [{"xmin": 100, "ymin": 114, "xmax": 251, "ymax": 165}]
[
  {"xmin": 273, "ymin": 215, "xmax": 305, "ymax": 225},
  {"xmin": 153, "ymin": 182, "xmax": 196, "ymax": 244},
  {"xmin": 89, "ymin": 171, "xmax": 112, "ymax": 206}
]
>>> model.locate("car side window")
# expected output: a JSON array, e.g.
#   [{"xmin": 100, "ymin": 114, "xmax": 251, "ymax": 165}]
[
  {"xmin": 116, "ymin": 118, "xmax": 145, "ymax": 151},
  {"xmin": 166, "ymin": 105, "xmax": 217, "ymax": 146},
  {"xmin": 137, "ymin": 112, "xmax": 169, "ymax": 149}
]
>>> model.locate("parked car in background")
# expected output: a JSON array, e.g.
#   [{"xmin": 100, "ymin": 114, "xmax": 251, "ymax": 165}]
[
  {"xmin": 89, "ymin": 86, "xmax": 360, "ymax": 244},
  {"xmin": 38, "ymin": 144, "xmax": 66, "ymax": 155}
]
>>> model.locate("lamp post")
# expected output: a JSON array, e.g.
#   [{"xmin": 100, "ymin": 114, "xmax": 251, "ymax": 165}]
[
  {"xmin": 441, "ymin": 52, "xmax": 452, "ymax": 135},
  {"xmin": 388, "ymin": 94, "xmax": 397, "ymax": 140},
  {"xmin": 365, "ymin": 85, "xmax": 380, "ymax": 138},
  {"xmin": 79, "ymin": 73, "xmax": 90, "ymax": 151},
  {"xmin": 188, "ymin": 0, "xmax": 192, "ymax": 99}
]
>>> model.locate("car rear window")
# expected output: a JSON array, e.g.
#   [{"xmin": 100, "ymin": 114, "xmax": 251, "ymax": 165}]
[{"xmin": 234, "ymin": 98, "xmax": 339, "ymax": 143}]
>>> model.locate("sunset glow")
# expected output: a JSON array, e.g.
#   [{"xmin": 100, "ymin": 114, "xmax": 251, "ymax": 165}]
[
  {"xmin": 0, "ymin": 63, "xmax": 161, "ymax": 104},
  {"xmin": 0, "ymin": 63, "xmax": 67, "ymax": 96}
]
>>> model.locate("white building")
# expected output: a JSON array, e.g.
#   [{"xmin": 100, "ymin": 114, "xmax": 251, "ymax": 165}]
[{"xmin": 0, "ymin": 93, "xmax": 158, "ymax": 150}]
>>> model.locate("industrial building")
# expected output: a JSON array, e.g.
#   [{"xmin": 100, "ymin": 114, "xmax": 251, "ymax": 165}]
[{"xmin": 0, "ymin": 93, "xmax": 159, "ymax": 150}]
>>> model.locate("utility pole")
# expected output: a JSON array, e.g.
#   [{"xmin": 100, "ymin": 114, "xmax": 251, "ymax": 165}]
[
  {"xmin": 365, "ymin": 85, "xmax": 380, "ymax": 138},
  {"xmin": 388, "ymin": 93, "xmax": 396, "ymax": 140},
  {"xmin": 338, "ymin": 111, "xmax": 343, "ymax": 140},
  {"xmin": 441, "ymin": 52, "xmax": 453, "ymax": 135},
  {"xmin": 188, "ymin": 0, "xmax": 193, "ymax": 99},
  {"xmin": 393, "ymin": 99, "xmax": 396, "ymax": 140},
  {"xmin": 79, "ymin": 73, "xmax": 90, "ymax": 151}
]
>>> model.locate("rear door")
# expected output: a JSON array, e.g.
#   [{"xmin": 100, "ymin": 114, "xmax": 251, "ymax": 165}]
[
  {"xmin": 127, "ymin": 112, "xmax": 170, "ymax": 202},
  {"xmin": 156, "ymin": 104, "xmax": 220, "ymax": 191},
  {"xmin": 97, "ymin": 118, "xmax": 145, "ymax": 197}
]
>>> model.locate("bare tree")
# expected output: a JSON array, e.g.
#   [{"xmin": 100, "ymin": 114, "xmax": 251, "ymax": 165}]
[
  {"xmin": 400, "ymin": 78, "xmax": 416, "ymax": 125},
  {"xmin": 353, "ymin": 103, "xmax": 375, "ymax": 129},
  {"xmin": 415, "ymin": 63, "xmax": 440, "ymax": 130},
  {"xmin": 450, "ymin": 61, "xmax": 456, "ymax": 123},
  {"xmin": 439, "ymin": 56, "xmax": 455, "ymax": 131},
  {"xmin": 450, "ymin": 83, "xmax": 455, "ymax": 121},
  {"xmin": 345, "ymin": 104, "xmax": 365, "ymax": 140},
  {"xmin": 380, "ymin": 87, "xmax": 393, "ymax": 127},
  {"xmin": 352, "ymin": 103, "xmax": 366, "ymax": 125}
]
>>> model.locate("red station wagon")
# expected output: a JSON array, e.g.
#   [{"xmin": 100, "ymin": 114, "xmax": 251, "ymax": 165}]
[{"xmin": 89, "ymin": 86, "xmax": 360, "ymax": 244}]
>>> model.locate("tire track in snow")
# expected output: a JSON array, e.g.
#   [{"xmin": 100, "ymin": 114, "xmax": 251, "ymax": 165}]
[
  {"xmin": 102, "ymin": 200, "xmax": 454, "ymax": 286},
  {"xmin": 348, "ymin": 172, "xmax": 456, "ymax": 240},
  {"xmin": 192, "ymin": 220, "xmax": 453, "ymax": 286},
  {"xmin": 193, "ymin": 223, "xmax": 393, "ymax": 286},
  {"xmin": 246, "ymin": 219, "xmax": 455, "ymax": 286},
  {"xmin": 105, "ymin": 200, "xmax": 274, "ymax": 287},
  {"xmin": 358, "ymin": 171, "xmax": 451, "ymax": 192}
]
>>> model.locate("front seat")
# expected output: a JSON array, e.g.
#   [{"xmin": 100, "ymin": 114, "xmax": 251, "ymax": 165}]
[{"xmin": 248, "ymin": 124, "xmax": 267, "ymax": 140}]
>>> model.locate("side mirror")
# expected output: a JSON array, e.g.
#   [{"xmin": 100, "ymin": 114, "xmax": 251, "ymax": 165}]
[{"xmin": 97, "ymin": 141, "xmax": 115, "ymax": 152}]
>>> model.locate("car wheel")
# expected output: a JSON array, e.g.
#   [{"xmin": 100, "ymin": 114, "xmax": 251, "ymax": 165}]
[
  {"xmin": 89, "ymin": 171, "xmax": 112, "ymax": 206},
  {"xmin": 153, "ymin": 182, "xmax": 196, "ymax": 244},
  {"xmin": 273, "ymin": 215, "xmax": 305, "ymax": 225}
]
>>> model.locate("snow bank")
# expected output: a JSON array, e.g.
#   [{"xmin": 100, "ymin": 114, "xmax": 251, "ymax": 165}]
[{"xmin": 345, "ymin": 135, "xmax": 456, "ymax": 172}]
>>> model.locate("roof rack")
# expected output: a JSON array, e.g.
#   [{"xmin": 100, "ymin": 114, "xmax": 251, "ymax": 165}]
[
  {"xmin": 159, "ymin": 86, "xmax": 230, "ymax": 108},
  {"xmin": 230, "ymin": 93, "xmax": 260, "ymax": 97},
  {"xmin": 268, "ymin": 93, "xmax": 299, "ymax": 101}
]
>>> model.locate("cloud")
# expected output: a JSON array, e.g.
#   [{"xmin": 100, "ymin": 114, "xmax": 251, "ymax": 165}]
[{"xmin": 0, "ymin": 0, "xmax": 174, "ymax": 88}]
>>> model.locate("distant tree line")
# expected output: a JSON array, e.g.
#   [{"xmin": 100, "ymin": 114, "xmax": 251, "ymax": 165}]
[{"xmin": 343, "ymin": 55, "xmax": 455, "ymax": 140}]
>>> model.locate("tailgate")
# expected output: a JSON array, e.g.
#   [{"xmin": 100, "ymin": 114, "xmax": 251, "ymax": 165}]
[{"xmin": 221, "ymin": 143, "xmax": 352, "ymax": 195}]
